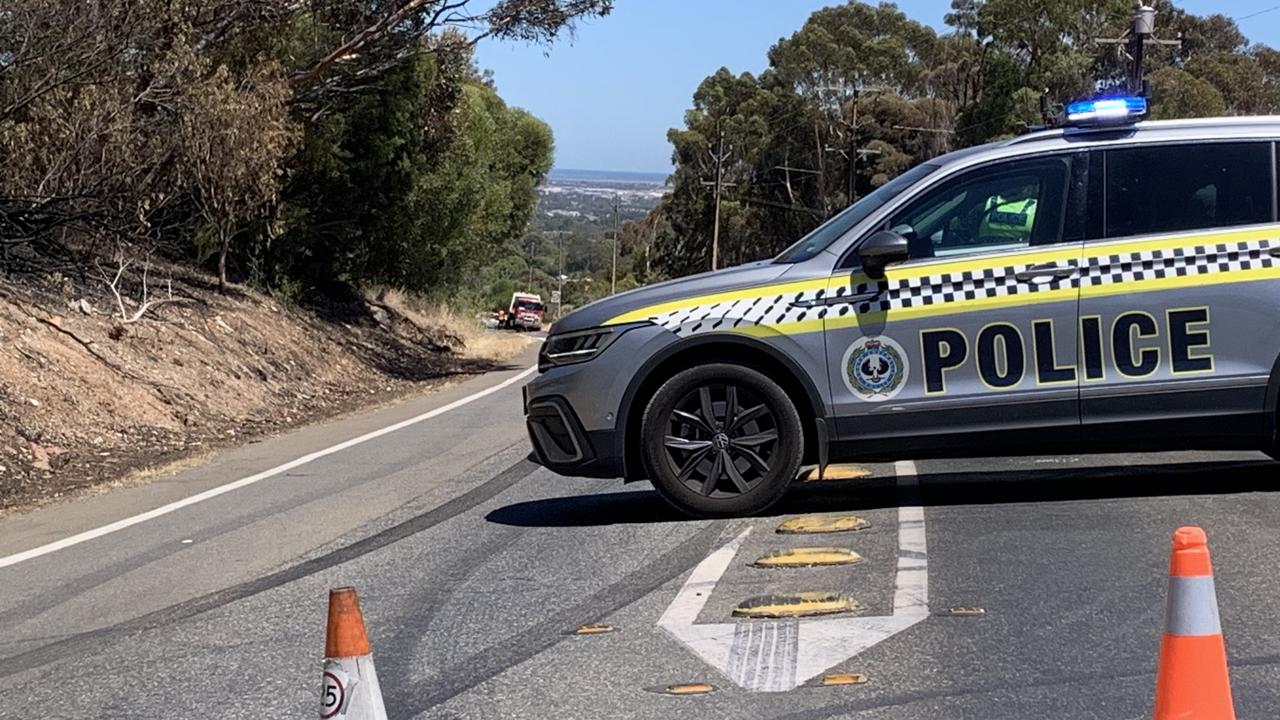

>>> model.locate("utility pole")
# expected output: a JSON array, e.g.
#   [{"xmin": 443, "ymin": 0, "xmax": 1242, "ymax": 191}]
[
  {"xmin": 1129, "ymin": 4, "xmax": 1153, "ymax": 93},
  {"xmin": 645, "ymin": 215, "xmax": 655, "ymax": 280},
  {"xmin": 526, "ymin": 234, "xmax": 536, "ymax": 285},
  {"xmin": 541, "ymin": 230, "xmax": 571, "ymax": 319},
  {"xmin": 1099, "ymin": 4, "xmax": 1181, "ymax": 95},
  {"xmin": 849, "ymin": 89, "xmax": 859, "ymax": 203},
  {"xmin": 701, "ymin": 120, "xmax": 735, "ymax": 271},
  {"xmin": 610, "ymin": 193, "xmax": 619, "ymax": 295},
  {"xmin": 821, "ymin": 82, "xmax": 885, "ymax": 206}
]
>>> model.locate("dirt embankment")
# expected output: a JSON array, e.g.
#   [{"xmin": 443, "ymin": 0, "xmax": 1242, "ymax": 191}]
[{"xmin": 0, "ymin": 266, "xmax": 529, "ymax": 513}]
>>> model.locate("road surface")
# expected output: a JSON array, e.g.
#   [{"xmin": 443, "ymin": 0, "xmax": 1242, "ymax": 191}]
[{"xmin": 2, "ymin": 343, "xmax": 1279, "ymax": 719}]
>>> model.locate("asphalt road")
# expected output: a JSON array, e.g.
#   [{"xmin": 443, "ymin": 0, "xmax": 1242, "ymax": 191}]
[{"xmin": 2, "ymin": 342, "xmax": 1279, "ymax": 719}]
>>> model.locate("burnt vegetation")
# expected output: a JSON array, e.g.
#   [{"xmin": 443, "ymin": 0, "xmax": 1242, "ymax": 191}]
[{"xmin": 0, "ymin": 0, "xmax": 611, "ymax": 303}]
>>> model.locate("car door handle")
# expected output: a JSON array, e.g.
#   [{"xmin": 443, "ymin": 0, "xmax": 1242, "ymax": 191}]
[
  {"xmin": 1014, "ymin": 263, "xmax": 1076, "ymax": 283},
  {"xmin": 790, "ymin": 291, "xmax": 878, "ymax": 309},
  {"xmin": 1269, "ymin": 246, "xmax": 1280, "ymax": 258}
]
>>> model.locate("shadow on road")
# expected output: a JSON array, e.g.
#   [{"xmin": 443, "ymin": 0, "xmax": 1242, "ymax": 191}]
[{"xmin": 485, "ymin": 458, "xmax": 1278, "ymax": 528}]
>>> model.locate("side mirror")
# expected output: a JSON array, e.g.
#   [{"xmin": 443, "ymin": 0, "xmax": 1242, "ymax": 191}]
[{"xmin": 857, "ymin": 230, "xmax": 911, "ymax": 280}]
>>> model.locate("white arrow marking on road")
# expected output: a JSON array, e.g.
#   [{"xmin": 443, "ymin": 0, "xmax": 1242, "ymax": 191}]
[{"xmin": 658, "ymin": 460, "xmax": 928, "ymax": 692}]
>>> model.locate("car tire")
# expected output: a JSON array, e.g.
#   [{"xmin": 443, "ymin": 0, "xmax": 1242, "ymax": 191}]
[{"xmin": 641, "ymin": 363, "xmax": 803, "ymax": 517}]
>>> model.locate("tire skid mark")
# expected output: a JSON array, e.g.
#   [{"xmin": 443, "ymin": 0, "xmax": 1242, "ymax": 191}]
[
  {"xmin": 0, "ymin": 459, "xmax": 540, "ymax": 678},
  {"xmin": 376, "ymin": 525, "xmax": 530, "ymax": 685},
  {"xmin": 389, "ymin": 521, "xmax": 730, "ymax": 716},
  {"xmin": 0, "ymin": 442, "xmax": 530, "ymax": 635}
]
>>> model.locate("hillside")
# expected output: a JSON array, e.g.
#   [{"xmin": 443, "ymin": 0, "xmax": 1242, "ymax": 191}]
[{"xmin": 0, "ymin": 266, "xmax": 527, "ymax": 513}]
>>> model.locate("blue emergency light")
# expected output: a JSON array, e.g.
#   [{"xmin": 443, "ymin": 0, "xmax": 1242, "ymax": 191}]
[{"xmin": 1064, "ymin": 96, "xmax": 1148, "ymax": 126}]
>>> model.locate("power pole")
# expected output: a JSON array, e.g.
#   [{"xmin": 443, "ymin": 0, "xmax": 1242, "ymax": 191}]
[
  {"xmin": 645, "ymin": 215, "xmax": 655, "ymax": 280},
  {"xmin": 526, "ymin": 234, "xmax": 536, "ymax": 286},
  {"xmin": 1099, "ymin": 4, "xmax": 1181, "ymax": 95},
  {"xmin": 610, "ymin": 193, "xmax": 619, "ymax": 295},
  {"xmin": 821, "ymin": 82, "xmax": 885, "ymax": 206},
  {"xmin": 701, "ymin": 120, "xmax": 735, "ymax": 271},
  {"xmin": 849, "ymin": 90, "xmax": 859, "ymax": 203},
  {"xmin": 1130, "ymin": 4, "xmax": 1153, "ymax": 93},
  {"xmin": 540, "ymin": 230, "xmax": 571, "ymax": 319}
]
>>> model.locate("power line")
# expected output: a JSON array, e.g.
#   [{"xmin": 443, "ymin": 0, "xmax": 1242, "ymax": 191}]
[
  {"xmin": 893, "ymin": 124, "xmax": 955, "ymax": 135},
  {"xmin": 1237, "ymin": 4, "xmax": 1280, "ymax": 21}
]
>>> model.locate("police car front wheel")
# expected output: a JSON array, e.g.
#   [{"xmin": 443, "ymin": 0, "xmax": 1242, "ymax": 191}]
[{"xmin": 640, "ymin": 364, "xmax": 803, "ymax": 517}]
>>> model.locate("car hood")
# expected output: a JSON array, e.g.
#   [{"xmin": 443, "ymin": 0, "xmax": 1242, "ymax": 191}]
[{"xmin": 550, "ymin": 260, "xmax": 793, "ymax": 334}]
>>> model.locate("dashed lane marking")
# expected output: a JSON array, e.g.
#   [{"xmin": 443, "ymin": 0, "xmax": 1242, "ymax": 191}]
[{"xmin": 0, "ymin": 365, "xmax": 539, "ymax": 569}]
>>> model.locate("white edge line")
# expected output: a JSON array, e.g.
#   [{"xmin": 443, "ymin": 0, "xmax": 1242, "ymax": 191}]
[{"xmin": 0, "ymin": 364, "xmax": 539, "ymax": 569}]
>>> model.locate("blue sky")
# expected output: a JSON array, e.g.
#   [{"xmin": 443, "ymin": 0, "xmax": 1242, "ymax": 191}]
[{"xmin": 474, "ymin": 1, "xmax": 1280, "ymax": 173}]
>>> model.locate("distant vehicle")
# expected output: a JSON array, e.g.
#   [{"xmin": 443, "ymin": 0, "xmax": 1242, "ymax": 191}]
[
  {"xmin": 525, "ymin": 101, "xmax": 1280, "ymax": 517},
  {"xmin": 505, "ymin": 292, "xmax": 545, "ymax": 331}
]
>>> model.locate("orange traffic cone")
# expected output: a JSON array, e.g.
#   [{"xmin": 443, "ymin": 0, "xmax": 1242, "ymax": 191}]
[
  {"xmin": 321, "ymin": 587, "xmax": 388, "ymax": 720},
  {"xmin": 1153, "ymin": 527, "xmax": 1235, "ymax": 720}
]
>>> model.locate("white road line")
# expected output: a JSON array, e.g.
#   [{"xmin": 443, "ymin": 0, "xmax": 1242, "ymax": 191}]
[
  {"xmin": 660, "ymin": 459, "xmax": 931, "ymax": 691},
  {"xmin": 658, "ymin": 527, "xmax": 752, "ymax": 626},
  {"xmin": 892, "ymin": 460, "xmax": 928, "ymax": 616},
  {"xmin": 0, "ymin": 365, "xmax": 538, "ymax": 569}
]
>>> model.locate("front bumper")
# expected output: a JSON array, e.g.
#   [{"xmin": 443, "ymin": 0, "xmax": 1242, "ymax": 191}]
[
  {"xmin": 523, "ymin": 324, "xmax": 675, "ymax": 479},
  {"xmin": 524, "ymin": 393, "xmax": 622, "ymax": 478}
]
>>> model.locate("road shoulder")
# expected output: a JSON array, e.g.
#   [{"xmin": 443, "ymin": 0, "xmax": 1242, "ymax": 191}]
[{"xmin": 0, "ymin": 344, "xmax": 539, "ymax": 560}]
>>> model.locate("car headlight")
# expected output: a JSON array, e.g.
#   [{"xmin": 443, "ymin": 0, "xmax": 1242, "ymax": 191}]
[{"xmin": 539, "ymin": 322, "xmax": 650, "ymax": 371}]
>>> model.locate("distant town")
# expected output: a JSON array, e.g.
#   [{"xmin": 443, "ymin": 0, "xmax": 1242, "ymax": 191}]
[{"xmin": 537, "ymin": 168, "xmax": 669, "ymax": 223}]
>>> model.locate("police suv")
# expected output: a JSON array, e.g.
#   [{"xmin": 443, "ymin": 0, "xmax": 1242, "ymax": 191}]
[{"xmin": 525, "ymin": 99, "xmax": 1280, "ymax": 517}]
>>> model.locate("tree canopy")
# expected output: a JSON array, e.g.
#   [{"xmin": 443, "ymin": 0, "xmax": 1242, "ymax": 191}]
[
  {"xmin": 648, "ymin": 0, "xmax": 1280, "ymax": 280},
  {"xmin": 1, "ymin": 0, "xmax": 609, "ymax": 302}
]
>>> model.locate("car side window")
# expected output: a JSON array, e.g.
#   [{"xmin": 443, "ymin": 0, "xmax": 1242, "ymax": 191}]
[
  {"xmin": 884, "ymin": 156, "xmax": 1072, "ymax": 262},
  {"xmin": 1103, "ymin": 142, "xmax": 1273, "ymax": 238}
]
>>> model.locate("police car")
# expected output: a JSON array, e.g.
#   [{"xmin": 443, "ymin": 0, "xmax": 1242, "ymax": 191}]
[{"xmin": 525, "ymin": 98, "xmax": 1280, "ymax": 517}]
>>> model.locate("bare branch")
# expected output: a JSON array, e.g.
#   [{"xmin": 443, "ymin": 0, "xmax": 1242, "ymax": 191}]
[{"xmin": 99, "ymin": 254, "xmax": 188, "ymax": 323}]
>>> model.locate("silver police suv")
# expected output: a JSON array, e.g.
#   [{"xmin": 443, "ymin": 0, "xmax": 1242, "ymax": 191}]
[{"xmin": 525, "ymin": 107, "xmax": 1280, "ymax": 517}]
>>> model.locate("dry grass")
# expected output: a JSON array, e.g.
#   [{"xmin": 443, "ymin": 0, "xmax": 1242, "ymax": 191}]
[
  {"xmin": 0, "ymin": 266, "xmax": 533, "ymax": 512},
  {"xmin": 368, "ymin": 288, "xmax": 530, "ymax": 363}
]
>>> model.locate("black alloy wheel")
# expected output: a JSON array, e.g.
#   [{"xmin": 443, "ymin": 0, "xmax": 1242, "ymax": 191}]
[
  {"xmin": 663, "ymin": 383, "xmax": 779, "ymax": 497},
  {"xmin": 642, "ymin": 364, "xmax": 803, "ymax": 517}
]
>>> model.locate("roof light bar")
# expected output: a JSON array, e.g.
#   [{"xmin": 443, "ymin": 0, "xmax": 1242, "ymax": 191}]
[{"xmin": 1064, "ymin": 96, "xmax": 1148, "ymax": 126}]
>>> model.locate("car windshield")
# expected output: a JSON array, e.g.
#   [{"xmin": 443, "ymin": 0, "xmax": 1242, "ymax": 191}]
[
  {"xmin": 774, "ymin": 162, "xmax": 940, "ymax": 263},
  {"xmin": 516, "ymin": 300, "xmax": 543, "ymax": 312}
]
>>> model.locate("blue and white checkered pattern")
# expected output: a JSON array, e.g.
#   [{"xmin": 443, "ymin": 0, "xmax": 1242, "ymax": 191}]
[{"xmin": 642, "ymin": 237, "xmax": 1279, "ymax": 335}]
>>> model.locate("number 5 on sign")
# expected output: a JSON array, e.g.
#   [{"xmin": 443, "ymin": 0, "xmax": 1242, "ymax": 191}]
[{"xmin": 321, "ymin": 661, "xmax": 355, "ymax": 719}]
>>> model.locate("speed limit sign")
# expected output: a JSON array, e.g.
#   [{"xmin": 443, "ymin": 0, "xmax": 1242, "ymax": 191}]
[{"xmin": 320, "ymin": 661, "xmax": 354, "ymax": 719}]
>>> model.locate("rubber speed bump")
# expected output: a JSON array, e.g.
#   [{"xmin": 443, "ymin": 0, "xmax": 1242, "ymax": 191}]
[
  {"xmin": 819, "ymin": 673, "xmax": 869, "ymax": 687},
  {"xmin": 777, "ymin": 515, "xmax": 870, "ymax": 535},
  {"xmin": 733, "ymin": 592, "xmax": 860, "ymax": 619},
  {"xmin": 752, "ymin": 547, "xmax": 862, "ymax": 568},
  {"xmin": 802, "ymin": 464, "xmax": 872, "ymax": 482},
  {"xmin": 660, "ymin": 683, "xmax": 715, "ymax": 696}
]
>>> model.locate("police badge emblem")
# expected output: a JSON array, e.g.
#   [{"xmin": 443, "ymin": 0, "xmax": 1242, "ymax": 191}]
[{"xmin": 842, "ymin": 336, "xmax": 909, "ymax": 402}]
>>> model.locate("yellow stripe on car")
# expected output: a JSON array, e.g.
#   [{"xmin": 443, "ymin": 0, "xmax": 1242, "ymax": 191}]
[{"xmin": 603, "ymin": 224, "xmax": 1280, "ymax": 337}]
